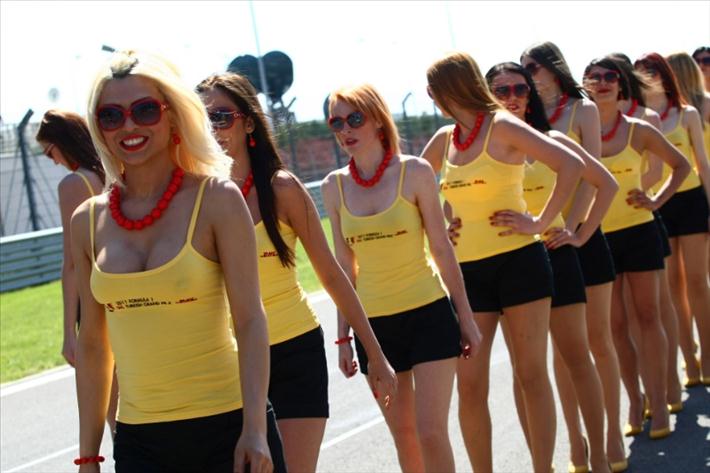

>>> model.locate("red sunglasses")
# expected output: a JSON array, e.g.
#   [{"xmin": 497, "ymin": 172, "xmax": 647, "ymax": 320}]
[
  {"xmin": 492, "ymin": 83, "xmax": 531, "ymax": 100},
  {"xmin": 208, "ymin": 108, "xmax": 247, "ymax": 130},
  {"xmin": 96, "ymin": 97, "xmax": 169, "ymax": 131}
]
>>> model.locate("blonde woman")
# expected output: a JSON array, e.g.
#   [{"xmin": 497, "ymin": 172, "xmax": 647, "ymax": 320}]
[{"xmin": 72, "ymin": 50, "xmax": 284, "ymax": 472}]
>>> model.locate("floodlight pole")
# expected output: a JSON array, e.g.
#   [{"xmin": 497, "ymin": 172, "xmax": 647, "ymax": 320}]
[{"xmin": 249, "ymin": 0, "xmax": 273, "ymax": 116}]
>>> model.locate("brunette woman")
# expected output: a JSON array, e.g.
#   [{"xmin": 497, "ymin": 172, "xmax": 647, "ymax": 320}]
[
  {"xmin": 584, "ymin": 56, "xmax": 691, "ymax": 441},
  {"xmin": 521, "ymin": 41, "xmax": 626, "ymax": 469},
  {"xmin": 484, "ymin": 62, "xmax": 616, "ymax": 473},
  {"xmin": 421, "ymin": 52, "xmax": 584, "ymax": 473},
  {"xmin": 73, "ymin": 50, "xmax": 284, "ymax": 472},
  {"xmin": 321, "ymin": 83, "xmax": 482, "ymax": 473},
  {"xmin": 197, "ymin": 72, "xmax": 397, "ymax": 473},
  {"xmin": 636, "ymin": 52, "xmax": 710, "ymax": 385}
]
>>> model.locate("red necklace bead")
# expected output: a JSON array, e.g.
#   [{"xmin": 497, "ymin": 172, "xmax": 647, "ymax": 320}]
[
  {"xmin": 547, "ymin": 93, "xmax": 569, "ymax": 124},
  {"xmin": 109, "ymin": 167, "xmax": 184, "ymax": 231},
  {"xmin": 660, "ymin": 101, "xmax": 673, "ymax": 121},
  {"xmin": 601, "ymin": 112, "xmax": 623, "ymax": 142},
  {"xmin": 349, "ymin": 148, "xmax": 394, "ymax": 188},
  {"xmin": 625, "ymin": 99, "xmax": 638, "ymax": 117},
  {"xmin": 240, "ymin": 171, "xmax": 254, "ymax": 197},
  {"xmin": 452, "ymin": 113, "xmax": 485, "ymax": 151}
]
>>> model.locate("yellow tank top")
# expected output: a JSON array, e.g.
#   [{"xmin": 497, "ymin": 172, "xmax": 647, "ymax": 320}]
[
  {"xmin": 654, "ymin": 108, "xmax": 702, "ymax": 194},
  {"xmin": 74, "ymin": 171, "xmax": 95, "ymax": 196},
  {"xmin": 440, "ymin": 121, "xmax": 537, "ymax": 262},
  {"xmin": 255, "ymin": 221, "xmax": 319, "ymax": 345},
  {"xmin": 523, "ymin": 159, "xmax": 566, "ymax": 236},
  {"xmin": 90, "ymin": 178, "xmax": 242, "ymax": 424},
  {"xmin": 338, "ymin": 160, "xmax": 445, "ymax": 317},
  {"xmin": 600, "ymin": 124, "xmax": 654, "ymax": 233},
  {"xmin": 565, "ymin": 100, "xmax": 581, "ymax": 144},
  {"xmin": 703, "ymin": 119, "xmax": 710, "ymax": 164}
]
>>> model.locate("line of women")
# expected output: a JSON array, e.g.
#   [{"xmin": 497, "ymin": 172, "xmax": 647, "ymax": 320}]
[{"xmin": 65, "ymin": 43, "xmax": 708, "ymax": 473}]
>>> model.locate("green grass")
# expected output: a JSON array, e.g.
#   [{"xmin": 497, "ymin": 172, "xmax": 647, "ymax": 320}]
[{"xmin": 0, "ymin": 218, "xmax": 334, "ymax": 384}]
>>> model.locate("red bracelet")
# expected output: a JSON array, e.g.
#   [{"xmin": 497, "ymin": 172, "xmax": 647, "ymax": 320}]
[
  {"xmin": 73, "ymin": 455, "xmax": 105, "ymax": 465},
  {"xmin": 335, "ymin": 336, "xmax": 353, "ymax": 345}
]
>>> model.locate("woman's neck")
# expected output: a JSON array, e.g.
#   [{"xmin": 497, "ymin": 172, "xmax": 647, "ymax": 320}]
[
  {"xmin": 229, "ymin": 148, "xmax": 252, "ymax": 183},
  {"xmin": 454, "ymin": 108, "xmax": 488, "ymax": 133},
  {"xmin": 597, "ymin": 99, "xmax": 620, "ymax": 128},
  {"xmin": 538, "ymin": 83, "xmax": 563, "ymax": 109},
  {"xmin": 122, "ymin": 151, "xmax": 176, "ymax": 199},
  {"xmin": 351, "ymin": 144, "xmax": 388, "ymax": 178},
  {"xmin": 645, "ymin": 91, "xmax": 668, "ymax": 114}
]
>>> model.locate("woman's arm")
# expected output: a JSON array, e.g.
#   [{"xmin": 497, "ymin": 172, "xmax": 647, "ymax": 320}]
[
  {"xmin": 279, "ymin": 175, "xmax": 396, "ymax": 397},
  {"xmin": 420, "ymin": 126, "xmax": 450, "ymax": 174},
  {"xmin": 58, "ymin": 175, "xmax": 93, "ymax": 366},
  {"xmin": 407, "ymin": 158, "xmax": 481, "ymax": 356},
  {"xmin": 640, "ymin": 111, "xmax": 664, "ymax": 191},
  {"xmin": 545, "ymin": 132, "xmax": 619, "ymax": 249},
  {"xmin": 684, "ymin": 107, "xmax": 710, "ymax": 209},
  {"xmin": 70, "ymin": 201, "xmax": 113, "ymax": 473},
  {"xmin": 490, "ymin": 116, "xmax": 585, "ymax": 235},
  {"xmin": 209, "ymin": 179, "xmax": 272, "ymax": 473}
]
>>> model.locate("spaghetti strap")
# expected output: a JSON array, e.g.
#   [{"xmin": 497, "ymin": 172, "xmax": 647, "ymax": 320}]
[
  {"xmin": 482, "ymin": 114, "xmax": 495, "ymax": 154},
  {"xmin": 443, "ymin": 126, "xmax": 453, "ymax": 166},
  {"xmin": 568, "ymin": 100, "xmax": 581, "ymax": 134},
  {"xmin": 397, "ymin": 160, "xmax": 407, "ymax": 196},
  {"xmin": 89, "ymin": 198, "xmax": 96, "ymax": 263},
  {"xmin": 335, "ymin": 173, "xmax": 346, "ymax": 208},
  {"xmin": 74, "ymin": 172, "xmax": 95, "ymax": 197},
  {"xmin": 186, "ymin": 178, "xmax": 210, "ymax": 241},
  {"xmin": 627, "ymin": 123, "xmax": 636, "ymax": 146}
]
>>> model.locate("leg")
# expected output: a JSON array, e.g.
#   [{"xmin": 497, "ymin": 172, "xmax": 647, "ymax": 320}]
[
  {"xmin": 374, "ymin": 370, "xmax": 424, "ymax": 473},
  {"xmin": 584, "ymin": 283, "xmax": 625, "ymax": 464},
  {"xmin": 457, "ymin": 313, "xmax": 498, "ymax": 473},
  {"xmin": 552, "ymin": 344, "xmax": 585, "ymax": 467},
  {"xmin": 678, "ymin": 234, "xmax": 710, "ymax": 379},
  {"xmin": 412, "ymin": 358, "xmax": 457, "ymax": 472},
  {"xmin": 500, "ymin": 318, "xmax": 532, "ymax": 453},
  {"xmin": 276, "ymin": 418, "xmax": 326, "ymax": 473},
  {"xmin": 625, "ymin": 270, "xmax": 670, "ymax": 432},
  {"xmin": 504, "ymin": 298, "xmax": 556, "ymax": 473},
  {"xmin": 658, "ymin": 264, "xmax": 683, "ymax": 405},
  {"xmin": 550, "ymin": 304, "xmax": 609, "ymax": 473}
]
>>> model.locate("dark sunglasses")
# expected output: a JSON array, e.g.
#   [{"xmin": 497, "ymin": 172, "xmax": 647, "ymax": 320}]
[
  {"xmin": 523, "ymin": 62, "xmax": 542, "ymax": 76},
  {"xmin": 208, "ymin": 109, "xmax": 247, "ymax": 130},
  {"xmin": 96, "ymin": 97, "xmax": 169, "ymax": 131},
  {"xmin": 43, "ymin": 143, "xmax": 55, "ymax": 158},
  {"xmin": 493, "ymin": 83, "xmax": 531, "ymax": 100},
  {"xmin": 634, "ymin": 61, "xmax": 659, "ymax": 77},
  {"xmin": 585, "ymin": 71, "xmax": 620, "ymax": 84},
  {"xmin": 327, "ymin": 111, "xmax": 366, "ymax": 132},
  {"xmin": 694, "ymin": 56, "xmax": 710, "ymax": 66}
]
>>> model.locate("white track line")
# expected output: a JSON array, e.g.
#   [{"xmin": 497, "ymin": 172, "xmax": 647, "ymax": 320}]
[
  {"xmin": 5, "ymin": 444, "xmax": 78, "ymax": 473},
  {"xmin": 320, "ymin": 416, "xmax": 385, "ymax": 450}
]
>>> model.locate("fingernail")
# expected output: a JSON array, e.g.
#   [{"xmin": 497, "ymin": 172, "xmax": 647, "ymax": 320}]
[{"xmin": 374, "ymin": 391, "xmax": 379, "ymax": 399}]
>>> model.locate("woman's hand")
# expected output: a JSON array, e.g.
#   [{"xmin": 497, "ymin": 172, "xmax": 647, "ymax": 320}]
[
  {"xmin": 233, "ymin": 430, "xmax": 273, "ymax": 473},
  {"xmin": 78, "ymin": 464, "xmax": 100, "ymax": 473},
  {"xmin": 544, "ymin": 227, "xmax": 584, "ymax": 250},
  {"xmin": 626, "ymin": 188, "xmax": 658, "ymax": 211},
  {"xmin": 447, "ymin": 217, "xmax": 462, "ymax": 245},
  {"xmin": 489, "ymin": 210, "xmax": 542, "ymax": 236},
  {"xmin": 458, "ymin": 312, "xmax": 482, "ymax": 360},
  {"xmin": 366, "ymin": 353, "xmax": 397, "ymax": 409},
  {"xmin": 338, "ymin": 342, "xmax": 358, "ymax": 378}
]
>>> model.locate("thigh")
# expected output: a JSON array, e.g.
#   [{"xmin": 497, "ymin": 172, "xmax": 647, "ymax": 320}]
[
  {"xmin": 412, "ymin": 358, "xmax": 457, "ymax": 428},
  {"xmin": 678, "ymin": 233, "xmax": 710, "ymax": 280},
  {"xmin": 625, "ymin": 271, "xmax": 661, "ymax": 318},
  {"xmin": 584, "ymin": 282, "xmax": 613, "ymax": 342},
  {"xmin": 503, "ymin": 299, "xmax": 551, "ymax": 374},
  {"xmin": 457, "ymin": 314, "xmax": 499, "ymax": 390},
  {"xmin": 550, "ymin": 304, "xmax": 591, "ymax": 363}
]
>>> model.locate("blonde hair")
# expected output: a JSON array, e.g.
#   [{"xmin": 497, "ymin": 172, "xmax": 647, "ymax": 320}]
[
  {"xmin": 426, "ymin": 52, "xmax": 502, "ymax": 120},
  {"xmin": 328, "ymin": 84, "xmax": 401, "ymax": 155},
  {"xmin": 667, "ymin": 52, "xmax": 706, "ymax": 125},
  {"xmin": 86, "ymin": 50, "xmax": 231, "ymax": 186}
]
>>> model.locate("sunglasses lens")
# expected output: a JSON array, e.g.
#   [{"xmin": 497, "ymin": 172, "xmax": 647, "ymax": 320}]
[
  {"xmin": 97, "ymin": 106, "xmax": 125, "ymax": 131},
  {"xmin": 513, "ymin": 84, "xmax": 530, "ymax": 98},
  {"xmin": 347, "ymin": 112, "xmax": 366, "ymax": 129},
  {"xmin": 524, "ymin": 63, "xmax": 539, "ymax": 75},
  {"xmin": 328, "ymin": 117, "xmax": 344, "ymax": 132},
  {"xmin": 209, "ymin": 111, "xmax": 234, "ymax": 129},
  {"xmin": 604, "ymin": 72, "xmax": 618, "ymax": 83},
  {"xmin": 132, "ymin": 100, "xmax": 162, "ymax": 126},
  {"xmin": 493, "ymin": 86, "xmax": 511, "ymax": 100},
  {"xmin": 701, "ymin": 57, "xmax": 710, "ymax": 66}
]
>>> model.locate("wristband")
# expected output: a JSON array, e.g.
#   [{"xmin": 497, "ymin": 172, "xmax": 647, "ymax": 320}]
[
  {"xmin": 335, "ymin": 336, "xmax": 353, "ymax": 345},
  {"xmin": 74, "ymin": 456, "xmax": 105, "ymax": 465}
]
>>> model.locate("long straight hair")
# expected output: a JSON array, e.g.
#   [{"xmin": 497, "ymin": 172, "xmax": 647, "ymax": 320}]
[
  {"xmin": 667, "ymin": 52, "xmax": 706, "ymax": 128},
  {"xmin": 608, "ymin": 53, "xmax": 649, "ymax": 107},
  {"xmin": 521, "ymin": 41, "xmax": 586, "ymax": 99},
  {"xmin": 196, "ymin": 72, "xmax": 295, "ymax": 268},
  {"xmin": 36, "ymin": 110, "xmax": 106, "ymax": 184},
  {"xmin": 485, "ymin": 62, "xmax": 551, "ymax": 133},
  {"xmin": 635, "ymin": 52, "xmax": 687, "ymax": 110}
]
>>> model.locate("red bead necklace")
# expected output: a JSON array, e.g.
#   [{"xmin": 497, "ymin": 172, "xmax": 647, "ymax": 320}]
[
  {"xmin": 452, "ymin": 113, "xmax": 485, "ymax": 151},
  {"xmin": 601, "ymin": 111, "xmax": 623, "ymax": 142},
  {"xmin": 659, "ymin": 101, "xmax": 673, "ymax": 121},
  {"xmin": 349, "ymin": 148, "xmax": 394, "ymax": 188},
  {"xmin": 109, "ymin": 167, "xmax": 185, "ymax": 231},
  {"xmin": 625, "ymin": 99, "xmax": 638, "ymax": 117},
  {"xmin": 240, "ymin": 171, "xmax": 254, "ymax": 197},
  {"xmin": 547, "ymin": 93, "xmax": 569, "ymax": 124}
]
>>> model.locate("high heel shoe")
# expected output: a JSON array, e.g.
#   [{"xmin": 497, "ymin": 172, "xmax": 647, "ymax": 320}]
[
  {"xmin": 684, "ymin": 357, "xmax": 701, "ymax": 387},
  {"xmin": 567, "ymin": 436, "xmax": 589, "ymax": 473},
  {"xmin": 668, "ymin": 401, "xmax": 683, "ymax": 413},
  {"xmin": 643, "ymin": 394, "xmax": 652, "ymax": 419},
  {"xmin": 609, "ymin": 459, "xmax": 628, "ymax": 473},
  {"xmin": 624, "ymin": 395, "xmax": 646, "ymax": 436},
  {"xmin": 649, "ymin": 426, "xmax": 672, "ymax": 440}
]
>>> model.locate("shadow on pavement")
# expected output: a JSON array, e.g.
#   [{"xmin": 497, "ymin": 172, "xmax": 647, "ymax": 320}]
[{"xmin": 626, "ymin": 386, "xmax": 710, "ymax": 472}]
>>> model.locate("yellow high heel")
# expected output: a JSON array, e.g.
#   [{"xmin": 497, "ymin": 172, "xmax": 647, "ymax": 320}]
[
  {"xmin": 624, "ymin": 395, "xmax": 646, "ymax": 436},
  {"xmin": 668, "ymin": 401, "xmax": 683, "ymax": 413},
  {"xmin": 567, "ymin": 436, "xmax": 589, "ymax": 473},
  {"xmin": 609, "ymin": 459, "xmax": 628, "ymax": 473},
  {"xmin": 649, "ymin": 426, "xmax": 672, "ymax": 440}
]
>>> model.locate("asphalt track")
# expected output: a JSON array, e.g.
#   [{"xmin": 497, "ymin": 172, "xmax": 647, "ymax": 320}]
[{"xmin": 1, "ymin": 293, "xmax": 708, "ymax": 472}]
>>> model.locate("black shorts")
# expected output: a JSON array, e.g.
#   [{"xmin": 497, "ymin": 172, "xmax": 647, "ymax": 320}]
[
  {"xmin": 548, "ymin": 245, "xmax": 587, "ymax": 308},
  {"xmin": 354, "ymin": 297, "xmax": 461, "ymax": 374},
  {"xmin": 269, "ymin": 327, "xmax": 329, "ymax": 419},
  {"xmin": 114, "ymin": 408, "xmax": 286, "ymax": 473},
  {"xmin": 460, "ymin": 242, "xmax": 553, "ymax": 313},
  {"xmin": 658, "ymin": 185, "xmax": 709, "ymax": 237},
  {"xmin": 575, "ymin": 227, "xmax": 617, "ymax": 287},
  {"xmin": 605, "ymin": 220, "xmax": 665, "ymax": 274},
  {"xmin": 653, "ymin": 211, "xmax": 672, "ymax": 258}
]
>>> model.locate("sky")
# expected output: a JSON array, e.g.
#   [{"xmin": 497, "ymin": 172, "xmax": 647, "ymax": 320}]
[{"xmin": 1, "ymin": 1, "xmax": 709, "ymax": 125}]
